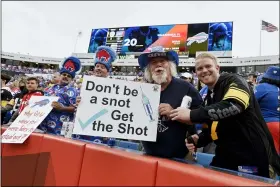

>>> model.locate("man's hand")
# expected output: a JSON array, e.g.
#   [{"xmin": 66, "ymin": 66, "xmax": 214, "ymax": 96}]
[
  {"xmin": 185, "ymin": 134, "xmax": 199, "ymax": 153},
  {"xmin": 76, "ymin": 96, "xmax": 81, "ymax": 106},
  {"xmin": 158, "ymin": 103, "xmax": 173, "ymax": 118},
  {"xmin": 51, "ymin": 101, "xmax": 63, "ymax": 110},
  {"xmin": 169, "ymin": 107, "xmax": 192, "ymax": 124}
]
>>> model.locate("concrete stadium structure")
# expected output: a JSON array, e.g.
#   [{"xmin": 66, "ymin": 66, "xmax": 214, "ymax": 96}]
[{"xmin": 1, "ymin": 51, "xmax": 279, "ymax": 74}]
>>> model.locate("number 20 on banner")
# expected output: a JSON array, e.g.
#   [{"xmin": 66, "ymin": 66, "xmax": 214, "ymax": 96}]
[{"xmin": 123, "ymin": 38, "xmax": 138, "ymax": 46}]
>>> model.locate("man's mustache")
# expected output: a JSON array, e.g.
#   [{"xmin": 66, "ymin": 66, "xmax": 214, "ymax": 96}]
[{"xmin": 153, "ymin": 67, "xmax": 166, "ymax": 74}]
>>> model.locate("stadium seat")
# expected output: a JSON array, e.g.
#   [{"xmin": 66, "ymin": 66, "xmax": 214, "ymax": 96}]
[
  {"xmin": 115, "ymin": 146, "xmax": 144, "ymax": 155},
  {"xmin": 33, "ymin": 134, "xmax": 86, "ymax": 186},
  {"xmin": 1, "ymin": 133, "xmax": 44, "ymax": 186},
  {"xmin": 115, "ymin": 140, "xmax": 141, "ymax": 151},
  {"xmin": 209, "ymin": 166, "xmax": 280, "ymax": 185},
  {"xmin": 155, "ymin": 158, "xmax": 272, "ymax": 186},
  {"xmin": 78, "ymin": 144, "xmax": 158, "ymax": 186},
  {"xmin": 196, "ymin": 152, "xmax": 215, "ymax": 166},
  {"xmin": 172, "ymin": 157, "xmax": 204, "ymax": 167}
]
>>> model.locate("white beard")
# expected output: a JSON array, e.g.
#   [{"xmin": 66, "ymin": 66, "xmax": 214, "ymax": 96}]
[{"xmin": 152, "ymin": 70, "xmax": 168, "ymax": 84}]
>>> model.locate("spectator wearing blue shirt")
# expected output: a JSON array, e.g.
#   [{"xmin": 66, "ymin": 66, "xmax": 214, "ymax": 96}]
[
  {"xmin": 254, "ymin": 66, "xmax": 280, "ymax": 154},
  {"xmin": 38, "ymin": 57, "xmax": 81, "ymax": 134}
]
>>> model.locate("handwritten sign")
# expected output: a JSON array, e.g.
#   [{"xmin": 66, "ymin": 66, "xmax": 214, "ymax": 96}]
[
  {"xmin": 73, "ymin": 75, "xmax": 161, "ymax": 142},
  {"xmin": 1, "ymin": 96, "xmax": 58, "ymax": 143}
]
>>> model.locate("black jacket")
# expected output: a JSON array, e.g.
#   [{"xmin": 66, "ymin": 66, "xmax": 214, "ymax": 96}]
[
  {"xmin": 190, "ymin": 73, "xmax": 280, "ymax": 178},
  {"xmin": 142, "ymin": 78, "xmax": 202, "ymax": 158}
]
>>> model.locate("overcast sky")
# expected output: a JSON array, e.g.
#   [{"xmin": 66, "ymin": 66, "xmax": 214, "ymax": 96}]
[{"xmin": 2, "ymin": 1, "xmax": 279, "ymax": 58}]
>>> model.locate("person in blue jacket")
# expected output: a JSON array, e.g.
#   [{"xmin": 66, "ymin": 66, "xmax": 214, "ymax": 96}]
[
  {"xmin": 254, "ymin": 66, "xmax": 280, "ymax": 154},
  {"xmin": 256, "ymin": 74, "xmax": 264, "ymax": 85}
]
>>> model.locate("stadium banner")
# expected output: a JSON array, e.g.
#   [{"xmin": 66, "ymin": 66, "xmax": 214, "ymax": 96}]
[
  {"xmin": 186, "ymin": 23, "xmax": 209, "ymax": 57},
  {"xmin": 207, "ymin": 22, "xmax": 233, "ymax": 52},
  {"xmin": 88, "ymin": 25, "xmax": 188, "ymax": 55},
  {"xmin": 73, "ymin": 75, "xmax": 161, "ymax": 141},
  {"xmin": 1, "ymin": 96, "xmax": 59, "ymax": 143},
  {"xmin": 121, "ymin": 24, "xmax": 188, "ymax": 54},
  {"xmin": 88, "ymin": 22, "xmax": 233, "ymax": 58}
]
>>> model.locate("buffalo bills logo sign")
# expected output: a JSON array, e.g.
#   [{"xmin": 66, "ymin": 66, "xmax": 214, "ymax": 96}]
[
  {"xmin": 96, "ymin": 49, "xmax": 110, "ymax": 63},
  {"xmin": 64, "ymin": 60, "xmax": 75, "ymax": 72}
]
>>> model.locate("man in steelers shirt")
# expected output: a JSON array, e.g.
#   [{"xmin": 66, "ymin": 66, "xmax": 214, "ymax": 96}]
[
  {"xmin": 38, "ymin": 57, "xmax": 81, "ymax": 134},
  {"xmin": 138, "ymin": 46, "xmax": 203, "ymax": 159},
  {"xmin": 170, "ymin": 53, "xmax": 280, "ymax": 178},
  {"xmin": 127, "ymin": 26, "xmax": 159, "ymax": 52}
]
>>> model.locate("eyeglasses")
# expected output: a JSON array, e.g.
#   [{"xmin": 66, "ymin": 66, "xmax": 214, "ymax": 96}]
[{"xmin": 61, "ymin": 73, "xmax": 72, "ymax": 78}]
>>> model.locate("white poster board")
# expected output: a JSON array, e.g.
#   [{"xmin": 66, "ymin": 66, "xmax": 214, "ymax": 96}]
[
  {"xmin": 73, "ymin": 75, "xmax": 161, "ymax": 142},
  {"xmin": 1, "ymin": 96, "xmax": 58, "ymax": 143}
]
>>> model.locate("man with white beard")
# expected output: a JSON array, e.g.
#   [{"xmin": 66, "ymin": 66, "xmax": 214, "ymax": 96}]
[{"xmin": 138, "ymin": 46, "xmax": 203, "ymax": 159}]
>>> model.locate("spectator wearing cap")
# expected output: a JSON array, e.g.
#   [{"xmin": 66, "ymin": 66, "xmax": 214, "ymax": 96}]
[
  {"xmin": 138, "ymin": 46, "xmax": 203, "ymax": 159},
  {"xmin": 73, "ymin": 46, "xmax": 117, "ymax": 144},
  {"xmin": 180, "ymin": 72, "xmax": 194, "ymax": 85},
  {"xmin": 38, "ymin": 57, "xmax": 81, "ymax": 134},
  {"xmin": 93, "ymin": 46, "xmax": 117, "ymax": 77},
  {"xmin": 254, "ymin": 66, "xmax": 280, "ymax": 154}
]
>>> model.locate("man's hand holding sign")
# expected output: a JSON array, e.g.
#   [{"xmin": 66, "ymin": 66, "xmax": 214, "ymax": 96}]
[{"xmin": 73, "ymin": 75, "xmax": 161, "ymax": 142}]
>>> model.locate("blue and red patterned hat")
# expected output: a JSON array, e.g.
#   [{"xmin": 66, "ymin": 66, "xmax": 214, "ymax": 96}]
[
  {"xmin": 59, "ymin": 56, "xmax": 82, "ymax": 78},
  {"xmin": 94, "ymin": 46, "xmax": 117, "ymax": 72}
]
